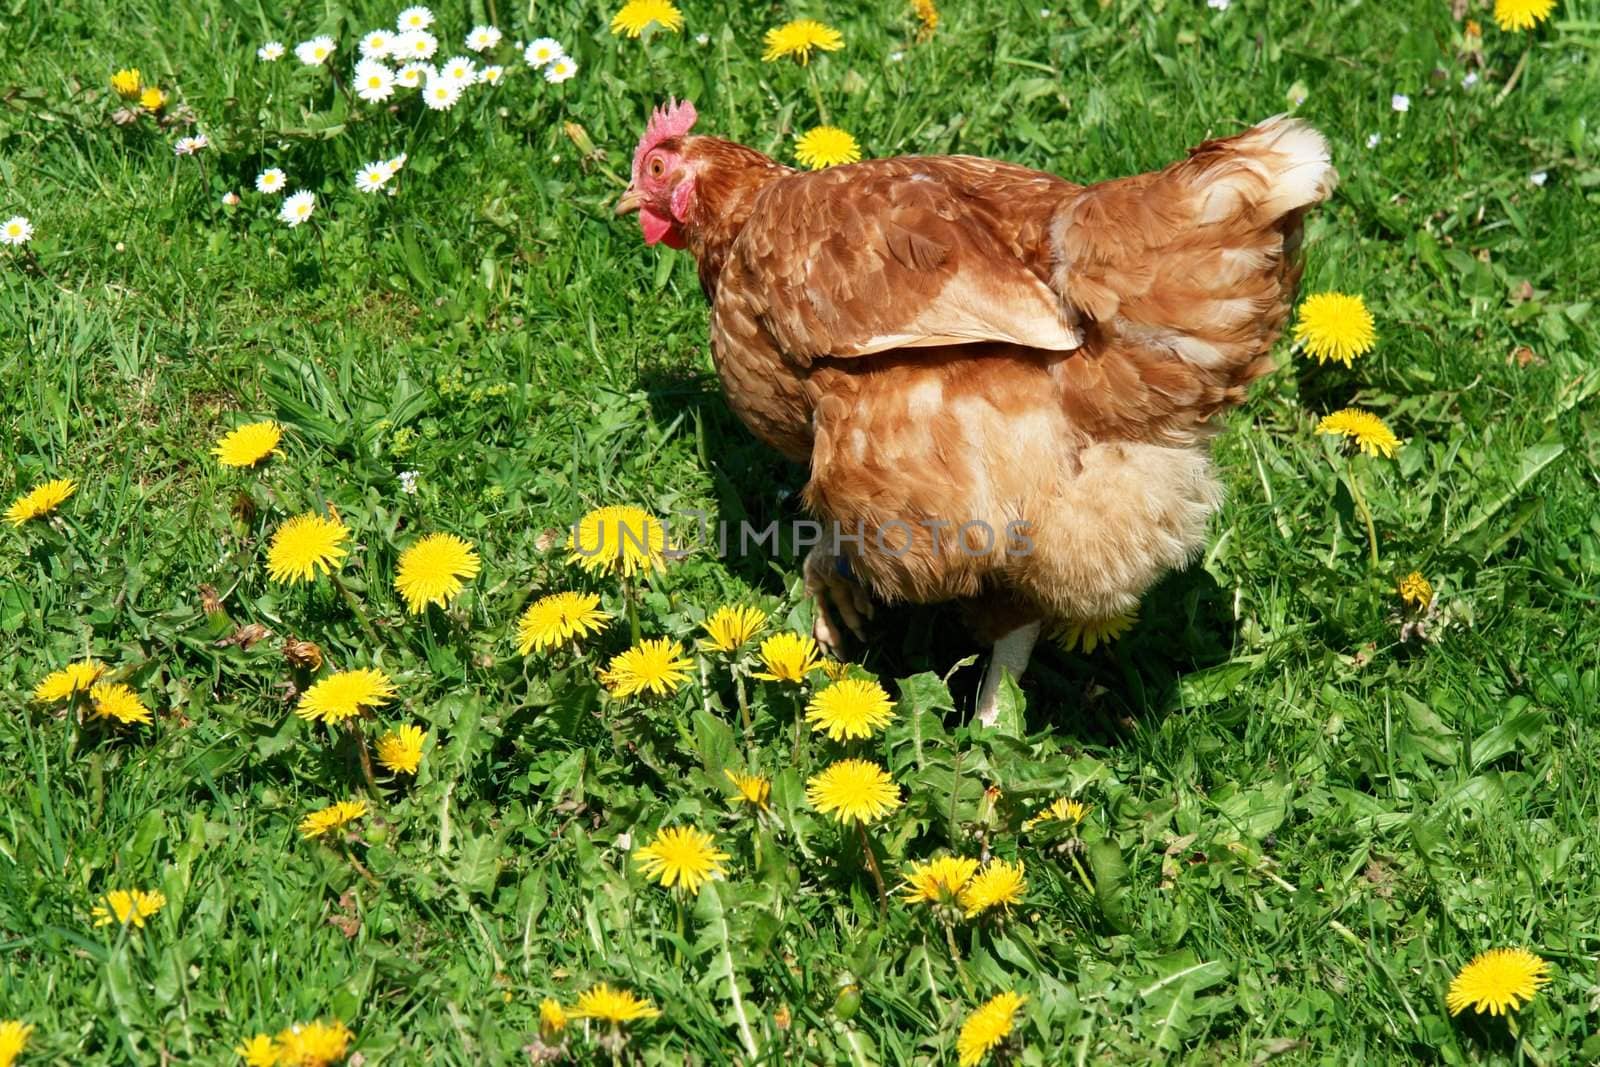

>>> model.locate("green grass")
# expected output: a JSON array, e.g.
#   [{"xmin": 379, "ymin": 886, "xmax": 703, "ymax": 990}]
[{"xmin": 3, "ymin": 0, "xmax": 1600, "ymax": 1062}]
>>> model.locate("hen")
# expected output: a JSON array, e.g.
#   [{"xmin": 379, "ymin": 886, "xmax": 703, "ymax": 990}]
[{"xmin": 617, "ymin": 101, "xmax": 1335, "ymax": 722}]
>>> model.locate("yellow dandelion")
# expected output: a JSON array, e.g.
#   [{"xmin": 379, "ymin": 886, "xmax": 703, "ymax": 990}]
[
  {"xmin": 566, "ymin": 505, "xmax": 667, "ymax": 578},
  {"xmin": 1494, "ymin": 0, "xmax": 1554, "ymax": 31},
  {"xmin": 820, "ymin": 658, "xmax": 851, "ymax": 682},
  {"xmin": 724, "ymin": 768, "xmax": 772, "ymax": 810},
  {"xmin": 33, "ymin": 659, "xmax": 107, "ymax": 703},
  {"xmin": 0, "ymin": 1021, "xmax": 33, "ymax": 1067},
  {"xmin": 572, "ymin": 983, "xmax": 661, "ymax": 1024},
  {"xmin": 375, "ymin": 724, "xmax": 425, "ymax": 775},
  {"xmin": 234, "ymin": 1034, "xmax": 278, "ymax": 1066},
  {"xmin": 762, "ymin": 18, "xmax": 845, "ymax": 64},
  {"xmin": 1398, "ymin": 571, "xmax": 1433, "ymax": 610},
  {"xmin": 753, "ymin": 631, "xmax": 822, "ymax": 683},
  {"xmin": 1054, "ymin": 608, "xmax": 1138, "ymax": 654},
  {"xmin": 795, "ymin": 126, "xmax": 862, "ymax": 170},
  {"xmin": 902, "ymin": 855, "xmax": 978, "ymax": 906},
  {"xmin": 139, "ymin": 86, "xmax": 166, "ymax": 112},
  {"xmin": 960, "ymin": 860, "xmax": 1026, "ymax": 918},
  {"xmin": 274, "ymin": 1019, "xmax": 352, "ymax": 1066},
  {"xmin": 516, "ymin": 591, "xmax": 610, "ymax": 654},
  {"xmin": 1293, "ymin": 292, "xmax": 1376, "ymax": 366},
  {"xmin": 806, "ymin": 678, "xmax": 895, "ymax": 741},
  {"xmin": 89, "ymin": 683, "xmax": 152, "ymax": 726},
  {"xmin": 298, "ymin": 799, "xmax": 368, "ymax": 839},
  {"xmin": 957, "ymin": 992, "xmax": 1026, "ymax": 1067},
  {"xmin": 91, "ymin": 888, "xmax": 167, "ymax": 928},
  {"xmin": 911, "ymin": 0, "xmax": 939, "ymax": 38},
  {"xmin": 634, "ymin": 825, "xmax": 731, "ymax": 894},
  {"xmin": 806, "ymin": 758, "xmax": 902, "ymax": 825},
  {"xmin": 1446, "ymin": 948, "xmax": 1550, "ymax": 1016},
  {"xmin": 1022, "ymin": 797, "xmax": 1089, "ymax": 831},
  {"xmin": 539, "ymin": 999, "xmax": 567, "ymax": 1039},
  {"xmin": 265, "ymin": 512, "xmax": 350, "ymax": 583},
  {"xmin": 599, "ymin": 638, "xmax": 694, "ymax": 699},
  {"xmin": 212, "ymin": 421, "xmax": 282, "ymax": 468},
  {"xmin": 610, "ymin": 0, "xmax": 684, "ymax": 37},
  {"xmin": 111, "ymin": 68, "xmax": 142, "ymax": 98},
  {"xmin": 294, "ymin": 668, "xmax": 397, "ymax": 726},
  {"xmin": 699, "ymin": 604, "xmax": 767, "ymax": 653},
  {"xmin": 394, "ymin": 532, "xmax": 481, "ymax": 613},
  {"xmin": 5, "ymin": 478, "xmax": 77, "ymax": 526},
  {"xmin": 1317, "ymin": 408, "xmax": 1400, "ymax": 459}
]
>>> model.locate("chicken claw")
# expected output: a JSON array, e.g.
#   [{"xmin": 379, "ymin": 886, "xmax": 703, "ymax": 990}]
[{"xmin": 803, "ymin": 546, "xmax": 873, "ymax": 659}]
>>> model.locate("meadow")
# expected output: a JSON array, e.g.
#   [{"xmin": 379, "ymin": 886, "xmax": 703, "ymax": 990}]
[{"xmin": 3, "ymin": 0, "xmax": 1600, "ymax": 1063}]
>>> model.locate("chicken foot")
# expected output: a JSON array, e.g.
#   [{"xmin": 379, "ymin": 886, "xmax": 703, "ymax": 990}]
[
  {"xmin": 802, "ymin": 545, "xmax": 874, "ymax": 660},
  {"xmin": 975, "ymin": 620, "xmax": 1043, "ymax": 727}
]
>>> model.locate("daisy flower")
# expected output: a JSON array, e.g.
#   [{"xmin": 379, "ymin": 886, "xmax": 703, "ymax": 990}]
[
  {"xmin": 1530, "ymin": 171, "xmax": 1548, "ymax": 187},
  {"xmin": 478, "ymin": 64, "xmax": 504, "ymax": 84},
  {"xmin": 295, "ymin": 36, "xmax": 335, "ymax": 66},
  {"xmin": 633, "ymin": 825, "xmax": 731, "ymax": 894},
  {"xmin": 173, "ymin": 134, "xmax": 208, "ymax": 156},
  {"xmin": 275, "ymin": 1020, "xmax": 353, "ymax": 1066},
  {"xmin": 5, "ymin": 478, "xmax": 74, "ymax": 524},
  {"xmin": 902, "ymin": 855, "xmax": 979, "ymax": 906},
  {"xmin": 89, "ymin": 683, "xmax": 153, "ymax": 725},
  {"xmin": 396, "ymin": 62, "xmax": 431, "ymax": 89},
  {"xmin": 257, "ymin": 42, "xmax": 285, "ymax": 61},
  {"xmin": 762, "ymin": 18, "xmax": 845, "ymax": 65},
  {"xmin": 960, "ymin": 859, "xmax": 1026, "ymax": 918},
  {"xmin": 212, "ymin": 420, "xmax": 281, "ymax": 467},
  {"xmin": 111, "ymin": 68, "xmax": 142, "ymax": 97},
  {"xmin": 423, "ymin": 75, "xmax": 463, "ymax": 110},
  {"xmin": 1494, "ymin": 0, "xmax": 1555, "ymax": 31},
  {"xmin": 1446, "ymin": 948, "xmax": 1550, "ymax": 1015},
  {"xmin": 1, "ymin": 216, "xmax": 34, "ymax": 247},
  {"xmin": 1391, "ymin": 93, "xmax": 1410, "ymax": 112},
  {"xmin": 359, "ymin": 29, "xmax": 395, "ymax": 59},
  {"xmin": 396, "ymin": 29, "xmax": 439, "ymax": 60},
  {"xmin": 91, "ymin": 888, "xmax": 166, "ymax": 927},
  {"xmin": 543, "ymin": 57, "xmax": 578, "ymax": 83},
  {"xmin": 1317, "ymin": 408, "xmax": 1400, "ymax": 459},
  {"xmin": 516, "ymin": 591, "xmax": 610, "ymax": 654},
  {"xmin": 375, "ymin": 724, "xmax": 426, "ymax": 775},
  {"xmin": 724, "ymin": 768, "xmax": 772, "ymax": 810},
  {"xmin": 795, "ymin": 126, "xmax": 861, "ymax": 169},
  {"xmin": 439, "ymin": 55, "xmax": 476, "ymax": 83},
  {"xmin": 265, "ymin": 509, "xmax": 346, "ymax": 581},
  {"xmin": 354, "ymin": 61, "xmax": 395, "ymax": 102},
  {"xmin": 610, "ymin": 0, "xmax": 685, "ymax": 38},
  {"xmin": 33, "ymin": 659, "xmax": 107, "ymax": 703},
  {"xmin": 753, "ymin": 632, "xmax": 822, "ymax": 683},
  {"xmin": 567, "ymin": 505, "xmax": 666, "ymax": 577},
  {"xmin": 806, "ymin": 678, "xmax": 895, "ymax": 740},
  {"xmin": 1293, "ymin": 291, "xmax": 1376, "ymax": 365},
  {"xmin": 355, "ymin": 161, "xmax": 391, "ymax": 193},
  {"xmin": 957, "ymin": 992, "xmax": 1026, "ymax": 1067},
  {"xmin": 298, "ymin": 799, "xmax": 368, "ymax": 839},
  {"xmin": 0, "ymin": 1021, "xmax": 33, "ymax": 1067},
  {"xmin": 699, "ymin": 604, "xmax": 767, "ymax": 653},
  {"xmin": 255, "ymin": 168, "xmax": 287, "ymax": 194},
  {"xmin": 571, "ymin": 984, "xmax": 660, "ymax": 1025},
  {"xmin": 393, "ymin": 532, "xmax": 480, "ymax": 613},
  {"xmin": 279, "ymin": 190, "xmax": 316, "ymax": 227},
  {"xmin": 523, "ymin": 37, "xmax": 564, "ymax": 66},
  {"xmin": 806, "ymin": 758, "xmax": 902, "ymax": 825},
  {"xmin": 1053, "ymin": 608, "xmax": 1138, "ymax": 653},
  {"xmin": 599, "ymin": 638, "xmax": 694, "ymax": 699},
  {"xmin": 385, "ymin": 152, "xmax": 409, "ymax": 176},
  {"xmin": 294, "ymin": 668, "xmax": 397, "ymax": 725},
  {"xmin": 222, "ymin": 191, "xmax": 240, "ymax": 206},
  {"xmin": 466, "ymin": 25, "xmax": 502, "ymax": 51},
  {"xmin": 397, "ymin": 5, "xmax": 435, "ymax": 31}
]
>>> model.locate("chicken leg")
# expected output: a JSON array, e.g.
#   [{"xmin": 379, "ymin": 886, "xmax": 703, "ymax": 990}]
[
  {"xmin": 975, "ymin": 620, "xmax": 1042, "ymax": 727},
  {"xmin": 803, "ymin": 544, "xmax": 873, "ymax": 659}
]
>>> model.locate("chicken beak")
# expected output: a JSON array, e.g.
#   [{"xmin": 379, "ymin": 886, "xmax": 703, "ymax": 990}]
[{"xmin": 615, "ymin": 187, "xmax": 642, "ymax": 216}]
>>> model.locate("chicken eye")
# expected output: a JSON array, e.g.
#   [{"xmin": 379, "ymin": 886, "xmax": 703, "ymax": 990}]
[{"xmin": 649, "ymin": 157, "xmax": 665, "ymax": 178}]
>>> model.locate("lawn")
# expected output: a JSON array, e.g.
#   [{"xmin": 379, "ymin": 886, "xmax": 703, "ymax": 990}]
[{"xmin": 3, "ymin": 0, "xmax": 1599, "ymax": 1063}]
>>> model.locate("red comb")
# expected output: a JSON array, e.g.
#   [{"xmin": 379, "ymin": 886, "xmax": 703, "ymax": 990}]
[{"xmin": 632, "ymin": 98, "xmax": 699, "ymax": 176}]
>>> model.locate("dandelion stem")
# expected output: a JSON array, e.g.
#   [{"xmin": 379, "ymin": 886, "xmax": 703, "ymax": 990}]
[
  {"xmin": 1067, "ymin": 850, "xmax": 1096, "ymax": 897},
  {"xmin": 856, "ymin": 821, "xmax": 888, "ymax": 918},
  {"xmin": 343, "ymin": 843, "xmax": 380, "ymax": 886},
  {"xmin": 623, "ymin": 576, "xmax": 642, "ymax": 645},
  {"xmin": 942, "ymin": 920, "xmax": 963, "ymax": 966},
  {"xmin": 733, "ymin": 667, "xmax": 752, "ymax": 751},
  {"xmin": 350, "ymin": 718, "xmax": 383, "ymax": 802},
  {"xmin": 1494, "ymin": 47, "xmax": 1531, "ymax": 107},
  {"xmin": 1344, "ymin": 460, "xmax": 1380, "ymax": 569},
  {"xmin": 806, "ymin": 65, "xmax": 830, "ymax": 125},
  {"xmin": 331, "ymin": 573, "xmax": 383, "ymax": 646}
]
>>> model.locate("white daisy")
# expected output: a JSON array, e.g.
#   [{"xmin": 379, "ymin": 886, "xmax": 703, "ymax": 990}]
[
  {"xmin": 439, "ymin": 55, "xmax": 476, "ymax": 83},
  {"xmin": 543, "ymin": 57, "xmax": 577, "ymax": 84},
  {"xmin": 397, "ymin": 5, "xmax": 434, "ymax": 31},
  {"xmin": 385, "ymin": 152, "xmax": 408, "ymax": 176},
  {"xmin": 695, "ymin": 33, "xmax": 709, "ymax": 45},
  {"xmin": 1530, "ymin": 171, "xmax": 1548, "ymax": 187},
  {"xmin": 888, "ymin": 50, "xmax": 904, "ymax": 61},
  {"xmin": 1207, "ymin": 0, "xmax": 1230, "ymax": 8},
  {"xmin": 355, "ymin": 62, "xmax": 395, "ymax": 102},
  {"xmin": 423, "ymin": 75, "xmax": 463, "ymax": 110},
  {"xmin": 0, "ymin": 216, "xmax": 33, "ymax": 246},
  {"xmin": 173, "ymin": 134, "xmax": 209, "ymax": 156},
  {"xmin": 1366, "ymin": 133, "xmax": 1381, "ymax": 149},
  {"xmin": 395, "ymin": 29, "xmax": 438, "ymax": 60},
  {"xmin": 478, "ymin": 65, "xmax": 504, "ymax": 85},
  {"xmin": 523, "ymin": 38, "xmax": 564, "ymax": 67},
  {"xmin": 255, "ymin": 168, "xmax": 288, "ymax": 194},
  {"xmin": 295, "ymin": 35, "xmax": 336, "ymax": 66},
  {"xmin": 1462, "ymin": 71, "xmax": 1479, "ymax": 90},
  {"xmin": 360, "ymin": 30, "xmax": 395, "ymax": 59},
  {"xmin": 257, "ymin": 42, "xmax": 286, "ymax": 61},
  {"xmin": 355, "ymin": 162, "xmax": 391, "ymax": 193},
  {"xmin": 222, "ymin": 191, "xmax": 240, "ymax": 206},
  {"xmin": 1391, "ymin": 93, "xmax": 1410, "ymax": 112},
  {"xmin": 399, "ymin": 470, "xmax": 420, "ymax": 494},
  {"xmin": 466, "ymin": 25, "xmax": 502, "ymax": 51},
  {"xmin": 279, "ymin": 190, "xmax": 316, "ymax": 227},
  {"xmin": 396, "ymin": 62, "xmax": 432, "ymax": 88}
]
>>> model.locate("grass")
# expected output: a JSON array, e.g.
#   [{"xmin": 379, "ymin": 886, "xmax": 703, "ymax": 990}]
[{"xmin": 3, "ymin": 0, "xmax": 1600, "ymax": 1062}]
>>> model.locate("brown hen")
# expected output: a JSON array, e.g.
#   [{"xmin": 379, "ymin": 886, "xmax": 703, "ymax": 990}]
[{"xmin": 617, "ymin": 101, "xmax": 1335, "ymax": 723}]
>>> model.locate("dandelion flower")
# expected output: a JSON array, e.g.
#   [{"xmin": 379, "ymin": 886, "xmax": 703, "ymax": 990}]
[
  {"xmin": 724, "ymin": 768, "xmax": 772, "ymax": 810},
  {"xmin": 396, "ymin": 62, "xmax": 431, "ymax": 88},
  {"xmin": 355, "ymin": 62, "xmax": 395, "ymax": 102},
  {"xmin": 611, "ymin": 0, "xmax": 685, "ymax": 38},
  {"xmin": 517, "ymin": 591, "xmax": 609, "ymax": 654},
  {"xmin": 89, "ymin": 683, "xmax": 152, "ymax": 725},
  {"xmin": 523, "ymin": 38, "xmax": 565, "ymax": 66},
  {"xmin": 0, "ymin": 1021, "xmax": 30, "ymax": 1067},
  {"xmin": 1293, "ymin": 292, "xmax": 1376, "ymax": 366},
  {"xmin": 255, "ymin": 168, "xmax": 287, "ymax": 194},
  {"xmin": 397, "ymin": 5, "xmax": 435, "ymax": 31},
  {"xmin": 213, "ymin": 420, "xmax": 281, "ymax": 467},
  {"xmin": 265, "ymin": 510, "xmax": 346, "ymax": 582},
  {"xmin": 1446, "ymin": 948, "xmax": 1550, "ymax": 1016},
  {"xmin": 795, "ymin": 126, "xmax": 861, "ymax": 169},
  {"xmin": 543, "ymin": 57, "xmax": 578, "ymax": 83},
  {"xmin": 299, "ymin": 799, "xmax": 368, "ymax": 839},
  {"xmin": 111, "ymin": 68, "xmax": 142, "ymax": 97},
  {"xmin": 396, "ymin": 29, "xmax": 439, "ymax": 60},
  {"xmin": 258, "ymin": 42, "xmax": 286, "ymax": 61},
  {"xmin": 571, "ymin": 984, "xmax": 660, "ymax": 1024},
  {"xmin": 478, "ymin": 64, "xmax": 504, "ymax": 84},
  {"xmin": 806, "ymin": 678, "xmax": 894, "ymax": 740},
  {"xmin": 275, "ymin": 1019, "xmax": 353, "ymax": 1066},
  {"xmin": 539, "ymin": 999, "xmax": 567, "ymax": 1040},
  {"xmin": 91, "ymin": 888, "xmax": 166, "ymax": 927},
  {"xmin": 33, "ymin": 659, "xmax": 107, "ymax": 703},
  {"xmin": 466, "ymin": 25, "xmax": 503, "ymax": 51},
  {"xmin": 1, "ymin": 216, "xmax": 33, "ymax": 247},
  {"xmin": 699, "ymin": 604, "xmax": 766, "ymax": 653},
  {"xmin": 600, "ymin": 638, "xmax": 694, "ymax": 698},
  {"xmin": 1398, "ymin": 571, "xmax": 1433, "ymax": 610},
  {"xmin": 912, "ymin": 0, "xmax": 939, "ymax": 38},
  {"xmin": 139, "ymin": 86, "xmax": 166, "ymax": 112},
  {"xmin": 6, "ymin": 478, "xmax": 75, "ymax": 525},
  {"xmin": 359, "ymin": 29, "xmax": 395, "ymax": 59},
  {"xmin": 294, "ymin": 668, "xmax": 397, "ymax": 726},
  {"xmin": 957, "ymin": 992, "xmax": 1026, "ymax": 1067},
  {"xmin": 567, "ymin": 505, "xmax": 666, "ymax": 577},
  {"xmin": 1317, "ymin": 408, "xmax": 1400, "ymax": 459},
  {"xmin": 961, "ymin": 860, "xmax": 1026, "ymax": 918},
  {"xmin": 634, "ymin": 825, "xmax": 731, "ymax": 894},
  {"xmin": 806, "ymin": 758, "xmax": 902, "ymax": 824},
  {"xmin": 753, "ymin": 632, "xmax": 822, "ymax": 683},
  {"xmin": 393, "ymin": 532, "xmax": 480, "ymax": 613},
  {"xmin": 375, "ymin": 724, "xmax": 425, "ymax": 775},
  {"xmin": 439, "ymin": 55, "xmax": 476, "ymax": 83},
  {"xmin": 1494, "ymin": 0, "xmax": 1554, "ymax": 31},
  {"xmin": 1022, "ymin": 797, "xmax": 1089, "ymax": 831},
  {"xmin": 902, "ymin": 855, "xmax": 978, "ymax": 905},
  {"xmin": 1053, "ymin": 608, "xmax": 1138, "ymax": 654},
  {"xmin": 279, "ymin": 190, "xmax": 316, "ymax": 227},
  {"xmin": 763, "ymin": 18, "xmax": 845, "ymax": 64},
  {"xmin": 234, "ymin": 1034, "xmax": 279, "ymax": 1066},
  {"xmin": 423, "ymin": 76, "xmax": 463, "ymax": 110},
  {"xmin": 295, "ymin": 36, "xmax": 335, "ymax": 66}
]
